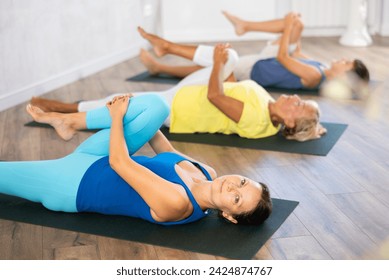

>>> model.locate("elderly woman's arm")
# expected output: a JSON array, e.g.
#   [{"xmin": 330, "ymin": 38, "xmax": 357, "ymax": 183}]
[{"xmin": 207, "ymin": 44, "xmax": 244, "ymax": 123}]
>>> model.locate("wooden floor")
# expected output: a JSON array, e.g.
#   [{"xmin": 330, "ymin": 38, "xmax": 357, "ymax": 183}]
[{"xmin": 1, "ymin": 36, "xmax": 389, "ymax": 260}]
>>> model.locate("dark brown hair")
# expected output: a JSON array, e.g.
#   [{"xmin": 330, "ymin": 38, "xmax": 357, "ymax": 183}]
[
  {"xmin": 232, "ymin": 182, "xmax": 272, "ymax": 225},
  {"xmin": 352, "ymin": 59, "xmax": 370, "ymax": 82}
]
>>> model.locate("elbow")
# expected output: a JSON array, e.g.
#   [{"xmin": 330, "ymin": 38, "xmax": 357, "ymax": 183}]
[
  {"xmin": 207, "ymin": 94, "xmax": 219, "ymax": 105},
  {"xmin": 277, "ymin": 52, "xmax": 287, "ymax": 62},
  {"xmin": 109, "ymin": 156, "xmax": 118, "ymax": 170},
  {"xmin": 109, "ymin": 155, "xmax": 124, "ymax": 171},
  {"xmin": 295, "ymin": 18, "xmax": 304, "ymax": 33}
]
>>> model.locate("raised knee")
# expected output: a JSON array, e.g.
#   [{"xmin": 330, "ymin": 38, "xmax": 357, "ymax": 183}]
[
  {"xmin": 145, "ymin": 94, "xmax": 170, "ymax": 120},
  {"xmin": 227, "ymin": 48, "xmax": 239, "ymax": 68},
  {"xmin": 294, "ymin": 17, "xmax": 304, "ymax": 31}
]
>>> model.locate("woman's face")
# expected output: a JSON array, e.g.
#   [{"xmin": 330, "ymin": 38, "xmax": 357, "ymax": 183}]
[
  {"xmin": 275, "ymin": 94, "xmax": 317, "ymax": 128},
  {"xmin": 211, "ymin": 175, "xmax": 263, "ymax": 223},
  {"xmin": 330, "ymin": 58, "xmax": 354, "ymax": 74}
]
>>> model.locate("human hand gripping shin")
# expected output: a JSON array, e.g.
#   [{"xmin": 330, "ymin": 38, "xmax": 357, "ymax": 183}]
[{"xmin": 107, "ymin": 94, "xmax": 132, "ymax": 164}]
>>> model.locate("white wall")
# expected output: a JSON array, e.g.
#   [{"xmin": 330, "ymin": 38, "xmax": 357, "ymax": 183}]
[
  {"xmin": 160, "ymin": 0, "xmax": 384, "ymax": 42},
  {"xmin": 380, "ymin": 0, "xmax": 389, "ymax": 35},
  {"xmin": 161, "ymin": 0, "xmax": 278, "ymax": 42},
  {"xmin": 0, "ymin": 0, "xmax": 159, "ymax": 112}
]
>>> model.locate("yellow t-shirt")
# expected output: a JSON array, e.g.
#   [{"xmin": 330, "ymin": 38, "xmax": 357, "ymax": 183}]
[{"xmin": 170, "ymin": 80, "xmax": 279, "ymax": 139}]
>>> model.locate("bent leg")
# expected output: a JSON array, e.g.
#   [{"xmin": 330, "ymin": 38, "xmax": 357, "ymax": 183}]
[
  {"xmin": 147, "ymin": 45, "xmax": 240, "ymax": 116},
  {"xmin": 75, "ymin": 94, "xmax": 169, "ymax": 155},
  {"xmin": 223, "ymin": 11, "xmax": 286, "ymax": 35},
  {"xmin": 223, "ymin": 11, "xmax": 304, "ymax": 44},
  {"xmin": 140, "ymin": 49, "xmax": 203, "ymax": 78},
  {"xmin": 193, "ymin": 45, "xmax": 239, "ymax": 71},
  {"xmin": 78, "ymin": 93, "xmax": 122, "ymax": 112},
  {"xmin": 31, "ymin": 97, "xmax": 79, "ymax": 113},
  {"xmin": 0, "ymin": 153, "xmax": 99, "ymax": 212},
  {"xmin": 138, "ymin": 27, "xmax": 198, "ymax": 60}
]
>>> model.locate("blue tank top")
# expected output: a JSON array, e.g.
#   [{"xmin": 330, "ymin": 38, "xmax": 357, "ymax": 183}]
[
  {"xmin": 250, "ymin": 58, "xmax": 326, "ymax": 89},
  {"xmin": 76, "ymin": 152, "xmax": 212, "ymax": 225}
]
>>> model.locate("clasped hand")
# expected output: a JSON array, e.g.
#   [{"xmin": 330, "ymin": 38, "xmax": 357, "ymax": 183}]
[
  {"xmin": 213, "ymin": 43, "xmax": 230, "ymax": 65},
  {"xmin": 106, "ymin": 94, "xmax": 133, "ymax": 119}
]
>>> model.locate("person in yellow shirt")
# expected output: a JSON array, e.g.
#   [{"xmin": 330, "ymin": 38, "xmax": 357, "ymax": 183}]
[{"xmin": 30, "ymin": 28, "xmax": 326, "ymax": 141}]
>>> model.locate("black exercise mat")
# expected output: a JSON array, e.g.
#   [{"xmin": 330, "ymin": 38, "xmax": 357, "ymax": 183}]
[
  {"xmin": 126, "ymin": 71, "xmax": 318, "ymax": 95},
  {"xmin": 126, "ymin": 71, "xmax": 181, "ymax": 84},
  {"xmin": 126, "ymin": 71, "xmax": 381, "ymax": 97},
  {"xmin": 24, "ymin": 121, "xmax": 98, "ymax": 133},
  {"xmin": 161, "ymin": 122, "xmax": 347, "ymax": 156},
  {"xmin": 25, "ymin": 121, "xmax": 60, "ymax": 129},
  {"xmin": 264, "ymin": 86, "xmax": 319, "ymax": 95},
  {"xmin": 263, "ymin": 80, "xmax": 382, "ymax": 96},
  {"xmin": 0, "ymin": 193, "xmax": 298, "ymax": 259},
  {"xmin": 25, "ymin": 121, "xmax": 347, "ymax": 156}
]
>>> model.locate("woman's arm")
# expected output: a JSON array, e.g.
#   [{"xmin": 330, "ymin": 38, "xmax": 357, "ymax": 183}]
[
  {"xmin": 277, "ymin": 13, "xmax": 322, "ymax": 88},
  {"xmin": 291, "ymin": 41, "xmax": 310, "ymax": 59},
  {"xmin": 148, "ymin": 130, "xmax": 217, "ymax": 179},
  {"xmin": 207, "ymin": 44, "xmax": 244, "ymax": 123},
  {"xmin": 107, "ymin": 96, "xmax": 189, "ymax": 222}
]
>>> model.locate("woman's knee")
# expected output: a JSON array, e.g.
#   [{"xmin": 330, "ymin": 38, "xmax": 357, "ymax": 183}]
[
  {"xmin": 126, "ymin": 94, "xmax": 170, "ymax": 128},
  {"xmin": 143, "ymin": 94, "xmax": 170, "ymax": 120},
  {"xmin": 123, "ymin": 94, "xmax": 170, "ymax": 152},
  {"xmin": 223, "ymin": 48, "xmax": 239, "ymax": 78},
  {"xmin": 132, "ymin": 93, "xmax": 169, "ymax": 111},
  {"xmin": 227, "ymin": 48, "xmax": 239, "ymax": 67}
]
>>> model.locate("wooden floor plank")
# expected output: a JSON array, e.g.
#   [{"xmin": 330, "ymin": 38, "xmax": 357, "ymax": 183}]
[
  {"xmin": 328, "ymin": 192, "xmax": 389, "ymax": 244},
  {"xmin": 267, "ymin": 236, "xmax": 331, "ymax": 260}
]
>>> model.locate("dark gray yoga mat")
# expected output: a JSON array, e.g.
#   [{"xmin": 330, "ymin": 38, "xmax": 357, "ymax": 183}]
[
  {"xmin": 126, "ymin": 71, "xmax": 320, "ymax": 95},
  {"xmin": 24, "ymin": 121, "xmax": 347, "ymax": 156},
  {"xmin": 161, "ymin": 122, "xmax": 348, "ymax": 156},
  {"xmin": 126, "ymin": 71, "xmax": 181, "ymax": 84},
  {"xmin": 0, "ymin": 193, "xmax": 298, "ymax": 259},
  {"xmin": 126, "ymin": 71, "xmax": 381, "ymax": 96},
  {"xmin": 24, "ymin": 121, "xmax": 98, "ymax": 133}
]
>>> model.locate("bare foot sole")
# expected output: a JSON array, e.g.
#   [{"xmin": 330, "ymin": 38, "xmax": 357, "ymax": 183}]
[
  {"xmin": 137, "ymin": 26, "xmax": 169, "ymax": 57},
  {"xmin": 139, "ymin": 49, "xmax": 160, "ymax": 75},
  {"xmin": 222, "ymin": 11, "xmax": 246, "ymax": 36},
  {"xmin": 26, "ymin": 104, "xmax": 76, "ymax": 141}
]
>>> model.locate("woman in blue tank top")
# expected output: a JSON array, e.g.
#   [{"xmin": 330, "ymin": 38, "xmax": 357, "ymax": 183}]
[{"xmin": 0, "ymin": 94, "xmax": 272, "ymax": 226}]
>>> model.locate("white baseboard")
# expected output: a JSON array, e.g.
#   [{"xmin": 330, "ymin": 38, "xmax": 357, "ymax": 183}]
[
  {"xmin": 163, "ymin": 26, "xmax": 349, "ymax": 43},
  {"xmin": 303, "ymin": 27, "xmax": 346, "ymax": 37},
  {"xmin": 163, "ymin": 28, "xmax": 276, "ymax": 43},
  {"xmin": 0, "ymin": 42, "xmax": 145, "ymax": 112}
]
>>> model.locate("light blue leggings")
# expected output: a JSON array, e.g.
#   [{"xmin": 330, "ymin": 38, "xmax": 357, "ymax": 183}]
[{"xmin": 0, "ymin": 94, "xmax": 169, "ymax": 212}]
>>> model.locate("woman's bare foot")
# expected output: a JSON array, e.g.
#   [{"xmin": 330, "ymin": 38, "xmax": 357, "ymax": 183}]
[
  {"xmin": 222, "ymin": 11, "xmax": 247, "ymax": 36},
  {"xmin": 139, "ymin": 49, "xmax": 161, "ymax": 75},
  {"xmin": 137, "ymin": 26, "xmax": 169, "ymax": 57},
  {"xmin": 30, "ymin": 96, "xmax": 78, "ymax": 113},
  {"xmin": 26, "ymin": 104, "xmax": 76, "ymax": 141}
]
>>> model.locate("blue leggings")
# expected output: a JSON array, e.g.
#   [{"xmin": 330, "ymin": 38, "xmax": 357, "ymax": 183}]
[{"xmin": 0, "ymin": 94, "xmax": 169, "ymax": 212}]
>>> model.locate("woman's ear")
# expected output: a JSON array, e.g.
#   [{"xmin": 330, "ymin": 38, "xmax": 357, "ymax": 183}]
[
  {"xmin": 222, "ymin": 212, "xmax": 238, "ymax": 224},
  {"xmin": 284, "ymin": 117, "xmax": 296, "ymax": 129},
  {"xmin": 316, "ymin": 123, "xmax": 327, "ymax": 137}
]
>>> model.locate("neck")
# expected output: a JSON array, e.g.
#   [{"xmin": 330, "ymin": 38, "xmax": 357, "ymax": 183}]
[
  {"xmin": 190, "ymin": 179, "xmax": 216, "ymax": 210},
  {"xmin": 268, "ymin": 101, "xmax": 282, "ymax": 127},
  {"xmin": 323, "ymin": 68, "xmax": 337, "ymax": 80}
]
